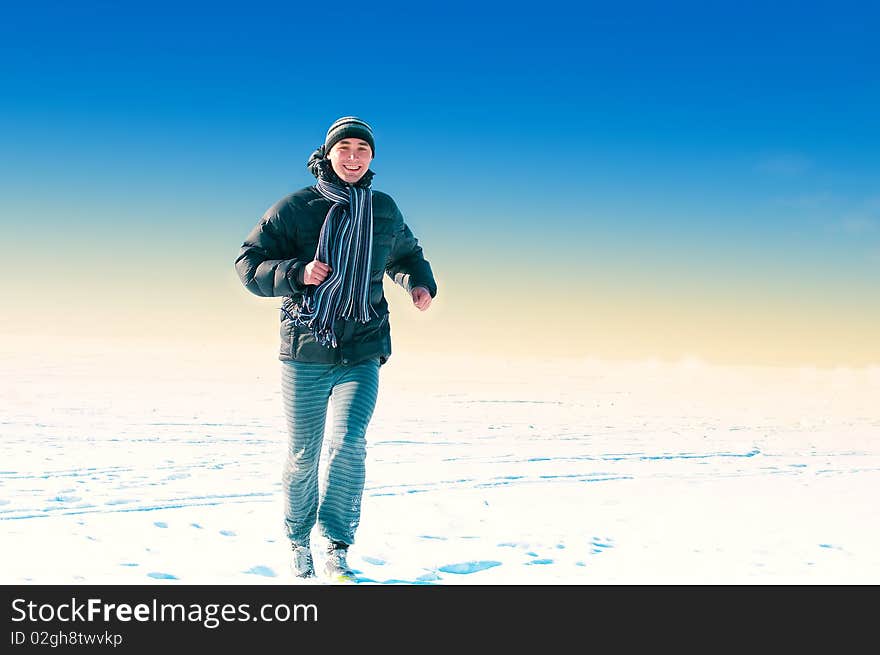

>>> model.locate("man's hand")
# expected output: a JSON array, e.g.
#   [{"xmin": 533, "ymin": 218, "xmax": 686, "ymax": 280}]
[
  {"xmin": 303, "ymin": 260, "xmax": 332, "ymax": 285},
  {"xmin": 412, "ymin": 286, "xmax": 432, "ymax": 311}
]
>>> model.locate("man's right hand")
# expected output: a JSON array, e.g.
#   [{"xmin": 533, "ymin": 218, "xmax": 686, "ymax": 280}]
[{"xmin": 303, "ymin": 260, "xmax": 332, "ymax": 285}]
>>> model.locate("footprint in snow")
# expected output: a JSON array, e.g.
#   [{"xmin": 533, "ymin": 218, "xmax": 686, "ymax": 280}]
[
  {"xmin": 362, "ymin": 556, "xmax": 386, "ymax": 566},
  {"xmin": 244, "ymin": 565, "xmax": 277, "ymax": 577},
  {"xmin": 438, "ymin": 561, "xmax": 502, "ymax": 575},
  {"xmin": 154, "ymin": 521, "xmax": 168, "ymax": 528},
  {"xmin": 220, "ymin": 530, "xmax": 236, "ymax": 537},
  {"xmin": 147, "ymin": 572, "xmax": 178, "ymax": 580}
]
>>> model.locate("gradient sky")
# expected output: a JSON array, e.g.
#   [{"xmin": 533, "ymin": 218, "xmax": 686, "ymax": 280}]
[{"xmin": 2, "ymin": 0, "xmax": 878, "ymax": 366}]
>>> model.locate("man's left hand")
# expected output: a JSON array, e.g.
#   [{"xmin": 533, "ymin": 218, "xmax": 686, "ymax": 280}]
[{"xmin": 411, "ymin": 287, "xmax": 432, "ymax": 311}]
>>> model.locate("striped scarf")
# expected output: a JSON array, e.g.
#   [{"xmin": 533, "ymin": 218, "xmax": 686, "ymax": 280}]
[{"xmin": 294, "ymin": 178, "xmax": 378, "ymax": 348}]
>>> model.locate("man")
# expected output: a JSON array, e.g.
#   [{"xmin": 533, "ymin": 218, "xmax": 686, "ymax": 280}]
[{"xmin": 234, "ymin": 116, "xmax": 437, "ymax": 581}]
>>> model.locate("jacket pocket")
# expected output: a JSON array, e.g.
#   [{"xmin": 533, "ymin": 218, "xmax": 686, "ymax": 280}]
[
  {"xmin": 352, "ymin": 313, "xmax": 389, "ymax": 345},
  {"xmin": 290, "ymin": 322, "xmax": 303, "ymax": 358}
]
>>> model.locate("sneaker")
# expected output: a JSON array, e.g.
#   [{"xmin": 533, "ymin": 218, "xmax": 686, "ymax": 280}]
[
  {"xmin": 291, "ymin": 543, "xmax": 315, "ymax": 579},
  {"xmin": 324, "ymin": 541, "xmax": 356, "ymax": 582}
]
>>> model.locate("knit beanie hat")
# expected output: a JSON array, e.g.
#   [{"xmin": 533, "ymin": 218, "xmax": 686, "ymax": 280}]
[{"xmin": 324, "ymin": 116, "xmax": 375, "ymax": 155}]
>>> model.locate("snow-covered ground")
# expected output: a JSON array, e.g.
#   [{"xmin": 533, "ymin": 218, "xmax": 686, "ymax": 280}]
[{"xmin": 2, "ymin": 336, "xmax": 878, "ymax": 585}]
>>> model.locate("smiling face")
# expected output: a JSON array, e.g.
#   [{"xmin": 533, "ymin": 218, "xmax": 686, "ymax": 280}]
[{"xmin": 328, "ymin": 138, "xmax": 373, "ymax": 184}]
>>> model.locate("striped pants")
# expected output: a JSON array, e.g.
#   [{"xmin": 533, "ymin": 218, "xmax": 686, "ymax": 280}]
[{"xmin": 280, "ymin": 356, "xmax": 380, "ymax": 547}]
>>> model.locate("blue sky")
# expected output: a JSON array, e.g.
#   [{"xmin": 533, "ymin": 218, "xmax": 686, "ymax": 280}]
[{"xmin": 2, "ymin": 1, "xmax": 878, "ymax": 365}]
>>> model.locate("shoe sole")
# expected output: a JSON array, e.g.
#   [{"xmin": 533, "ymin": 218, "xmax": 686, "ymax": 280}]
[{"xmin": 325, "ymin": 567, "xmax": 357, "ymax": 583}]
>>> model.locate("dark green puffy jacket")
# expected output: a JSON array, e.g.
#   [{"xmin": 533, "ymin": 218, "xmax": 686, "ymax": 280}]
[{"xmin": 234, "ymin": 185, "xmax": 437, "ymax": 366}]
